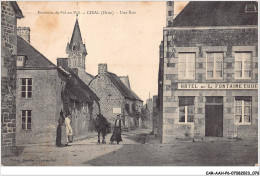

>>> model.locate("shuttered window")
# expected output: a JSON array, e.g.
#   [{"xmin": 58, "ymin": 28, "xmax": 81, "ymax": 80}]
[
  {"xmin": 178, "ymin": 53, "xmax": 195, "ymax": 79},
  {"xmin": 206, "ymin": 52, "xmax": 223, "ymax": 79},
  {"xmin": 235, "ymin": 52, "xmax": 252, "ymax": 79}
]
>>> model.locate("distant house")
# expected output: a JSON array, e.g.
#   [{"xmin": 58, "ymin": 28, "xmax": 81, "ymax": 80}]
[
  {"xmin": 16, "ymin": 35, "xmax": 99, "ymax": 145},
  {"xmin": 89, "ymin": 63, "xmax": 143, "ymax": 129},
  {"xmin": 1, "ymin": 1, "xmax": 23, "ymax": 156}
]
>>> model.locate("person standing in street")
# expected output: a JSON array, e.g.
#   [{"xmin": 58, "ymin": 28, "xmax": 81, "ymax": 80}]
[
  {"xmin": 110, "ymin": 114, "xmax": 123, "ymax": 144},
  {"xmin": 65, "ymin": 112, "xmax": 73, "ymax": 144},
  {"xmin": 56, "ymin": 111, "xmax": 67, "ymax": 147}
]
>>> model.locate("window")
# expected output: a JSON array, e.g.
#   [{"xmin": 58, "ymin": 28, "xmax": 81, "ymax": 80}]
[
  {"xmin": 178, "ymin": 53, "xmax": 195, "ymax": 79},
  {"xmin": 22, "ymin": 110, "xmax": 32, "ymax": 130},
  {"xmin": 206, "ymin": 52, "xmax": 223, "ymax": 79},
  {"xmin": 17, "ymin": 56, "xmax": 26, "ymax": 67},
  {"xmin": 168, "ymin": 11, "xmax": 172, "ymax": 16},
  {"xmin": 245, "ymin": 4, "xmax": 257, "ymax": 12},
  {"xmin": 234, "ymin": 97, "xmax": 251, "ymax": 125},
  {"xmin": 168, "ymin": 1, "xmax": 173, "ymax": 6},
  {"xmin": 21, "ymin": 78, "xmax": 32, "ymax": 98},
  {"xmin": 72, "ymin": 43, "xmax": 77, "ymax": 51},
  {"xmin": 235, "ymin": 52, "xmax": 252, "ymax": 79},
  {"xmin": 179, "ymin": 97, "xmax": 194, "ymax": 123}
]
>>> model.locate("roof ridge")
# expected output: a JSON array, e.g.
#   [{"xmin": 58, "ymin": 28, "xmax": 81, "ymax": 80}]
[{"xmin": 106, "ymin": 72, "xmax": 141, "ymax": 101}]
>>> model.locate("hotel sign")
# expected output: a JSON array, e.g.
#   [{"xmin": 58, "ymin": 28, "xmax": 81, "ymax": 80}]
[{"xmin": 178, "ymin": 83, "xmax": 258, "ymax": 90}]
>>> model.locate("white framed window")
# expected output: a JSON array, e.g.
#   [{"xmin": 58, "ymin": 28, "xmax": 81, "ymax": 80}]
[
  {"xmin": 234, "ymin": 97, "xmax": 251, "ymax": 125},
  {"xmin": 179, "ymin": 97, "xmax": 194, "ymax": 124},
  {"xmin": 21, "ymin": 78, "xmax": 32, "ymax": 98},
  {"xmin": 21, "ymin": 110, "xmax": 32, "ymax": 130},
  {"xmin": 178, "ymin": 53, "xmax": 195, "ymax": 79},
  {"xmin": 206, "ymin": 52, "xmax": 223, "ymax": 79},
  {"xmin": 17, "ymin": 56, "xmax": 26, "ymax": 67},
  {"xmin": 235, "ymin": 52, "xmax": 252, "ymax": 79}
]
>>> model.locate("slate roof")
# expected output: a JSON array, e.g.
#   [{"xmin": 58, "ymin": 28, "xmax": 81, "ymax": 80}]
[
  {"xmin": 85, "ymin": 72, "xmax": 94, "ymax": 79},
  {"xmin": 129, "ymin": 89, "xmax": 143, "ymax": 102},
  {"xmin": 17, "ymin": 36, "xmax": 99, "ymax": 103},
  {"xmin": 106, "ymin": 72, "xmax": 142, "ymax": 102},
  {"xmin": 172, "ymin": 1, "xmax": 258, "ymax": 27},
  {"xmin": 17, "ymin": 36, "xmax": 56, "ymax": 68},
  {"xmin": 58, "ymin": 67, "xmax": 99, "ymax": 103},
  {"xmin": 66, "ymin": 18, "xmax": 87, "ymax": 54},
  {"xmin": 10, "ymin": 2, "xmax": 24, "ymax": 19},
  {"xmin": 119, "ymin": 76, "xmax": 131, "ymax": 89},
  {"xmin": 70, "ymin": 19, "xmax": 83, "ymax": 45}
]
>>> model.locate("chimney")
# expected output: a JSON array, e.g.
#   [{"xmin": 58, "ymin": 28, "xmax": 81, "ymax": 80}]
[
  {"xmin": 57, "ymin": 58, "xmax": 68, "ymax": 69},
  {"xmin": 98, "ymin": 63, "xmax": 107, "ymax": 74},
  {"xmin": 17, "ymin": 27, "xmax": 30, "ymax": 43},
  {"xmin": 166, "ymin": 1, "xmax": 174, "ymax": 27}
]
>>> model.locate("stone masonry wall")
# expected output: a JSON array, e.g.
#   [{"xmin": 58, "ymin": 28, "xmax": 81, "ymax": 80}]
[
  {"xmin": 89, "ymin": 74, "xmax": 126, "ymax": 124},
  {"xmin": 162, "ymin": 28, "xmax": 258, "ymax": 143},
  {"xmin": 1, "ymin": 1, "xmax": 18, "ymax": 155}
]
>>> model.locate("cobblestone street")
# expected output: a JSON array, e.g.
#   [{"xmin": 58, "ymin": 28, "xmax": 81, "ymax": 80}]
[{"xmin": 2, "ymin": 129, "xmax": 258, "ymax": 166}]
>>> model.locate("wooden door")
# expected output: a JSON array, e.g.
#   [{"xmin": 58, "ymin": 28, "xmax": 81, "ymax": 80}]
[{"xmin": 205, "ymin": 97, "xmax": 223, "ymax": 137}]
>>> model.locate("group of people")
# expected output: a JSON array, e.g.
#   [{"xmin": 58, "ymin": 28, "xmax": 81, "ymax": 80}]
[
  {"xmin": 56, "ymin": 111, "xmax": 123, "ymax": 147},
  {"xmin": 56, "ymin": 111, "xmax": 73, "ymax": 147},
  {"xmin": 95, "ymin": 113, "xmax": 123, "ymax": 145}
]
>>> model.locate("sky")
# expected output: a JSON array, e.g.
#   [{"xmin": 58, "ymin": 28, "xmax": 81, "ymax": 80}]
[{"xmin": 17, "ymin": 1, "xmax": 188, "ymax": 102}]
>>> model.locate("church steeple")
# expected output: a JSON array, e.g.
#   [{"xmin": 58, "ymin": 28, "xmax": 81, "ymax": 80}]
[{"xmin": 66, "ymin": 16, "xmax": 87, "ymax": 70}]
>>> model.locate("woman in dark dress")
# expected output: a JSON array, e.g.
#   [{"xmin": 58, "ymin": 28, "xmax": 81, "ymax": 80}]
[
  {"xmin": 110, "ymin": 115, "xmax": 123, "ymax": 144},
  {"xmin": 56, "ymin": 111, "xmax": 67, "ymax": 147}
]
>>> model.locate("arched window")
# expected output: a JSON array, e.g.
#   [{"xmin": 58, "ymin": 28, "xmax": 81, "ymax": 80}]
[{"xmin": 72, "ymin": 43, "xmax": 77, "ymax": 51}]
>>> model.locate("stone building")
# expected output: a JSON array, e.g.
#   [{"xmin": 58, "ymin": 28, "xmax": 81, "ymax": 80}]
[
  {"xmin": 15, "ymin": 35, "xmax": 99, "ymax": 145},
  {"xmin": 65, "ymin": 17, "xmax": 94, "ymax": 85},
  {"xmin": 89, "ymin": 63, "xmax": 143, "ymax": 129},
  {"xmin": 1, "ymin": 1, "xmax": 23, "ymax": 156},
  {"xmin": 152, "ymin": 95, "xmax": 159, "ymax": 136},
  {"xmin": 158, "ymin": 1, "xmax": 258, "ymax": 143},
  {"xmin": 142, "ymin": 98, "xmax": 153, "ymax": 128}
]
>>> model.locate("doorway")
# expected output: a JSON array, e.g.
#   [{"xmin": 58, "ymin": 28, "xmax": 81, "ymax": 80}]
[{"xmin": 205, "ymin": 97, "xmax": 223, "ymax": 137}]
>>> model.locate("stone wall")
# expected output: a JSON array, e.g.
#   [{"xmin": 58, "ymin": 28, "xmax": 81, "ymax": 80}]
[
  {"xmin": 89, "ymin": 74, "xmax": 126, "ymax": 124},
  {"xmin": 1, "ymin": 1, "xmax": 18, "ymax": 155},
  {"xmin": 161, "ymin": 28, "xmax": 258, "ymax": 143},
  {"xmin": 152, "ymin": 96, "xmax": 159, "ymax": 135}
]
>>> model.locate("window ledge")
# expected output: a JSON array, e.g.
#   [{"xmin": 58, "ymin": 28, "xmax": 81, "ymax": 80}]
[
  {"xmin": 179, "ymin": 78, "xmax": 195, "ymax": 80},
  {"xmin": 206, "ymin": 78, "xmax": 223, "ymax": 80},
  {"xmin": 234, "ymin": 78, "xmax": 252, "ymax": 80},
  {"xmin": 21, "ymin": 129, "xmax": 32, "ymax": 132},
  {"xmin": 177, "ymin": 122, "xmax": 194, "ymax": 125},
  {"xmin": 235, "ymin": 123, "xmax": 251, "ymax": 126}
]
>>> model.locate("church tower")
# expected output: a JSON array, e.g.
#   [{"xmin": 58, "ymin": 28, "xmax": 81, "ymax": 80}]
[{"xmin": 66, "ymin": 16, "xmax": 87, "ymax": 72}]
